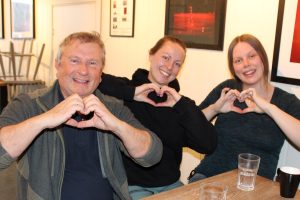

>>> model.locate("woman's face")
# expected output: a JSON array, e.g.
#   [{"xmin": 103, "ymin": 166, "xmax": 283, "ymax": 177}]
[
  {"xmin": 148, "ymin": 41, "xmax": 185, "ymax": 86},
  {"xmin": 232, "ymin": 42, "xmax": 265, "ymax": 87}
]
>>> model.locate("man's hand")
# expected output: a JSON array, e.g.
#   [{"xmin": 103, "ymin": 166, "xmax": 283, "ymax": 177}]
[
  {"xmin": 72, "ymin": 94, "xmax": 121, "ymax": 132},
  {"xmin": 41, "ymin": 94, "xmax": 85, "ymax": 128}
]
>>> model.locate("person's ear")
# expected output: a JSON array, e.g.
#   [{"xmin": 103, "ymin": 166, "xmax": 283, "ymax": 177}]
[
  {"xmin": 149, "ymin": 54, "xmax": 154, "ymax": 63},
  {"xmin": 55, "ymin": 59, "xmax": 60, "ymax": 71}
]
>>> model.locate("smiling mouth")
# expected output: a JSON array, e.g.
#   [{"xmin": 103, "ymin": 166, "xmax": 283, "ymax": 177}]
[
  {"xmin": 73, "ymin": 78, "xmax": 89, "ymax": 84},
  {"xmin": 243, "ymin": 69, "xmax": 255, "ymax": 76},
  {"xmin": 159, "ymin": 69, "xmax": 171, "ymax": 78}
]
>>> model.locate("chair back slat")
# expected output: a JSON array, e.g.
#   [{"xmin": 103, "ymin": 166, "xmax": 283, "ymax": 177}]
[
  {"xmin": 33, "ymin": 43, "xmax": 45, "ymax": 80},
  {"xmin": 18, "ymin": 39, "xmax": 27, "ymax": 76},
  {"xmin": 26, "ymin": 40, "xmax": 34, "ymax": 78},
  {"xmin": 10, "ymin": 42, "xmax": 17, "ymax": 81},
  {"xmin": 0, "ymin": 54, "xmax": 6, "ymax": 79}
]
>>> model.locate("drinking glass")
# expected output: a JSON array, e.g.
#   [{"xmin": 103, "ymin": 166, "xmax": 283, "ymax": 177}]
[
  {"xmin": 237, "ymin": 153, "xmax": 260, "ymax": 191},
  {"xmin": 199, "ymin": 182, "xmax": 228, "ymax": 200}
]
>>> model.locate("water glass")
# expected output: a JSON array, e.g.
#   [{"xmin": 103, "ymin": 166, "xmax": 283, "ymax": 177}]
[
  {"xmin": 237, "ymin": 153, "xmax": 260, "ymax": 191},
  {"xmin": 199, "ymin": 182, "xmax": 228, "ymax": 200}
]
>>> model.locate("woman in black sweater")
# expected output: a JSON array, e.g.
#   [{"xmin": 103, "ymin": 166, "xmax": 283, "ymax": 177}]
[{"xmin": 98, "ymin": 36, "xmax": 217, "ymax": 200}]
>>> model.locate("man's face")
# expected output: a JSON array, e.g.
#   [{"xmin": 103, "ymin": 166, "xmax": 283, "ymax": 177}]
[{"xmin": 55, "ymin": 40, "xmax": 103, "ymax": 98}]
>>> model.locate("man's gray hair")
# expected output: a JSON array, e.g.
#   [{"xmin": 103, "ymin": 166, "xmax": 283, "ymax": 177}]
[{"xmin": 56, "ymin": 31, "xmax": 106, "ymax": 65}]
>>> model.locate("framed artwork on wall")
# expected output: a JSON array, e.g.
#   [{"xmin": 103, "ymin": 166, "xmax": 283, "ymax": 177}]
[
  {"xmin": 0, "ymin": 0, "xmax": 4, "ymax": 39},
  {"xmin": 165, "ymin": 0, "xmax": 227, "ymax": 50},
  {"xmin": 271, "ymin": 0, "xmax": 300, "ymax": 86},
  {"xmin": 110, "ymin": 0, "xmax": 135, "ymax": 37},
  {"xmin": 10, "ymin": 0, "xmax": 35, "ymax": 39}
]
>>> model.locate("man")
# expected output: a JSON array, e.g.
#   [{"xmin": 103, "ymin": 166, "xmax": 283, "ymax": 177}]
[{"xmin": 0, "ymin": 32, "xmax": 162, "ymax": 200}]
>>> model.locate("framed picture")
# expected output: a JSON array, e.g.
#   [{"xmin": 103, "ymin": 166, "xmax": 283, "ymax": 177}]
[
  {"xmin": 110, "ymin": 0, "xmax": 135, "ymax": 37},
  {"xmin": 10, "ymin": 0, "xmax": 35, "ymax": 39},
  {"xmin": 165, "ymin": 0, "xmax": 227, "ymax": 50},
  {"xmin": 0, "ymin": 0, "xmax": 4, "ymax": 39},
  {"xmin": 271, "ymin": 0, "xmax": 300, "ymax": 85}
]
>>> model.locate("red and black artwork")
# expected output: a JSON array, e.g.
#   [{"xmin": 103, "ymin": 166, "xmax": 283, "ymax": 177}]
[{"xmin": 165, "ymin": 0, "xmax": 227, "ymax": 50}]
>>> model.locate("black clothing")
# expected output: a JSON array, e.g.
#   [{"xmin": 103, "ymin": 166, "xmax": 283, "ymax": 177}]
[
  {"xmin": 59, "ymin": 89, "xmax": 113, "ymax": 200},
  {"xmin": 98, "ymin": 68, "xmax": 217, "ymax": 187},
  {"xmin": 61, "ymin": 125, "xmax": 113, "ymax": 200}
]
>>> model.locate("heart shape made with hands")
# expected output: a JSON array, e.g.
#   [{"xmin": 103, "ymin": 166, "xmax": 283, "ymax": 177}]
[
  {"xmin": 71, "ymin": 111, "xmax": 94, "ymax": 122},
  {"xmin": 147, "ymin": 91, "xmax": 168, "ymax": 103},
  {"xmin": 231, "ymin": 91, "xmax": 256, "ymax": 113}
]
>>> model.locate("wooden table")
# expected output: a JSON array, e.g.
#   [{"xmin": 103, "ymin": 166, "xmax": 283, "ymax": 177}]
[{"xmin": 143, "ymin": 169, "xmax": 300, "ymax": 200}]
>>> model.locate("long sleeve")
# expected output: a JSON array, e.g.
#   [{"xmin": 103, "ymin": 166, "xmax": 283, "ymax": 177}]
[
  {"xmin": 0, "ymin": 94, "xmax": 33, "ymax": 169},
  {"xmin": 98, "ymin": 73, "xmax": 135, "ymax": 101},
  {"xmin": 173, "ymin": 96, "xmax": 217, "ymax": 154},
  {"xmin": 99, "ymin": 92, "xmax": 163, "ymax": 167}
]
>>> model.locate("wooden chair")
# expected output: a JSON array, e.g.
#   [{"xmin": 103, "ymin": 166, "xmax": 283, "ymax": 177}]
[
  {"xmin": 17, "ymin": 39, "xmax": 34, "ymax": 77},
  {"xmin": 0, "ymin": 52, "xmax": 6, "ymax": 79},
  {"xmin": 1, "ymin": 39, "xmax": 30, "ymax": 79},
  {"xmin": 0, "ymin": 40, "xmax": 46, "ymax": 102}
]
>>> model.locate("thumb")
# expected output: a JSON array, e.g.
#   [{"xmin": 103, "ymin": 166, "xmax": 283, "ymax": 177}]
[{"xmin": 65, "ymin": 118, "xmax": 79, "ymax": 127}]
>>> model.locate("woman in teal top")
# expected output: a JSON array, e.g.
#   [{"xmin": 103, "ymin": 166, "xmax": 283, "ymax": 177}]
[{"xmin": 190, "ymin": 34, "xmax": 300, "ymax": 181}]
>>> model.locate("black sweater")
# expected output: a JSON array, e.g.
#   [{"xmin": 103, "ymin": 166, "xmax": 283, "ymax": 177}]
[{"xmin": 98, "ymin": 68, "xmax": 217, "ymax": 187}]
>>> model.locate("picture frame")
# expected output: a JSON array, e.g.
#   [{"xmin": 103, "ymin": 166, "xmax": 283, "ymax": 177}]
[
  {"xmin": 110, "ymin": 0, "xmax": 135, "ymax": 37},
  {"xmin": 0, "ymin": 0, "xmax": 4, "ymax": 39},
  {"xmin": 164, "ymin": 0, "xmax": 227, "ymax": 50},
  {"xmin": 271, "ymin": 0, "xmax": 300, "ymax": 86},
  {"xmin": 10, "ymin": 0, "xmax": 35, "ymax": 39}
]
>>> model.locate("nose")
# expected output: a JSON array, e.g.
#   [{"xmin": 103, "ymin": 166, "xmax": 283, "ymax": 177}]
[
  {"xmin": 167, "ymin": 63, "xmax": 173, "ymax": 70},
  {"xmin": 243, "ymin": 58, "xmax": 250, "ymax": 67},
  {"xmin": 78, "ymin": 62, "xmax": 88, "ymax": 75},
  {"xmin": 164, "ymin": 59, "xmax": 175, "ymax": 71}
]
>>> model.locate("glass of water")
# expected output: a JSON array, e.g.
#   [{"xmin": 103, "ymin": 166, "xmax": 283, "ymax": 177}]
[
  {"xmin": 199, "ymin": 182, "xmax": 228, "ymax": 200},
  {"xmin": 237, "ymin": 153, "xmax": 260, "ymax": 191}
]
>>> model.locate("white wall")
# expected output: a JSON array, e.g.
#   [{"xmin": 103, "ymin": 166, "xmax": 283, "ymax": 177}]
[{"xmin": 1, "ymin": 0, "xmax": 299, "ymax": 184}]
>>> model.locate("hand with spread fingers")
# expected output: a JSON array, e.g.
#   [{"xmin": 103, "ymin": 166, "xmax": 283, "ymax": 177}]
[
  {"xmin": 239, "ymin": 88, "xmax": 266, "ymax": 114},
  {"xmin": 74, "ymin": 94, "xmax": 119, "ymax": 132},
  {"xmin": 133, "ymin": 83, "xmax": 161, "ymax": 106},
  {"xmin": 215, "ymin": 87, "xmax": 243, "ymax": 114},
  {"xmin": 42, "ymin": 94, "xmax": 85, "ymax": 128},
  {"xmin": 155, "ymin": 85, "xmax": 182, "ymax": 107}
]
